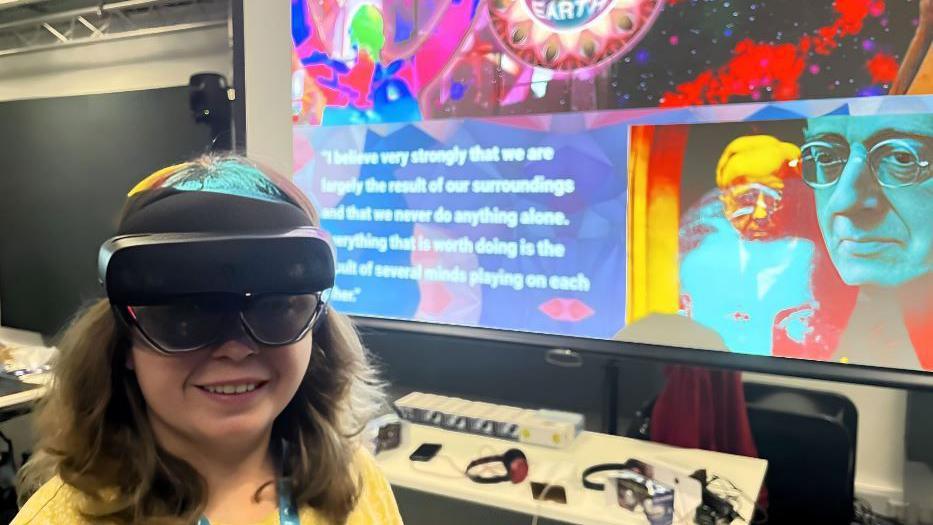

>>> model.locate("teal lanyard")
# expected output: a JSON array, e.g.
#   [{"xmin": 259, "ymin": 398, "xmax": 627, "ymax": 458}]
[{"xmin": 197, "ymin": 478, "xmax": 300, "ymax": 525}]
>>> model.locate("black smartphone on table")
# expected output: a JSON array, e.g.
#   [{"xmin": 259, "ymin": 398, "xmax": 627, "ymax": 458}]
[{"xmin": 409, "ymin": 443, "xmax": 442, "ymax": 462}]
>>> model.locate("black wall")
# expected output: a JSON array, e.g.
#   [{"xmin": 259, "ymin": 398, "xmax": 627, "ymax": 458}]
[{"xmin": 0, "ymin": 87, "xmax": 214, "ymax": 336}]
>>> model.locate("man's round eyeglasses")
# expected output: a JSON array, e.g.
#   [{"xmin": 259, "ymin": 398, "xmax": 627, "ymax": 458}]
[{"xmin": 800, "ymin": 138, "xmax": 931, "ymax": 189}]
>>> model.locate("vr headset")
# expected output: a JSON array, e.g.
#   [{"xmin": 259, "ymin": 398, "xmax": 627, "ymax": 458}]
[{"xmin": 99, "ymin": 226, "xmax": 336, "ymax": 353}]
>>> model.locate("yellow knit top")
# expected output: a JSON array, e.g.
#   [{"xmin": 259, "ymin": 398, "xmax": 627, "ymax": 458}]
[{"xmin": 12, "ymin": 450, "xmax": 403, "ymax": 525}]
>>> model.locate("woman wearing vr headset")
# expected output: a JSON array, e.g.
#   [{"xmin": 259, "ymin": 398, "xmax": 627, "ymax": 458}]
[{"xmin": 13, "ymin": 157, "xmax": 402, "ymax": 524}]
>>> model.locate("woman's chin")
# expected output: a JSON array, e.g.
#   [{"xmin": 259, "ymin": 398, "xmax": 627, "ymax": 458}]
[{"xmin": 193, "ymin": 415, "xmax": 273, "ymax": 443}]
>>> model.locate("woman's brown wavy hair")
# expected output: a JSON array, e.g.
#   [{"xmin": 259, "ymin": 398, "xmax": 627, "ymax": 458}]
[{"xmin": 17, "ymin": 155, "xmax": 385, "ymax": 524}]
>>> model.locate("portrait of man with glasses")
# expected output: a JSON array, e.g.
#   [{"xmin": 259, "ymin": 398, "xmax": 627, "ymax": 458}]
[
  {"xmin": 802, "ymin": 113, "xmax": 932, "ymax": 369},
  {"xmin": 677, "ymin": 134, "xmax": 840, "ymax": 358}
]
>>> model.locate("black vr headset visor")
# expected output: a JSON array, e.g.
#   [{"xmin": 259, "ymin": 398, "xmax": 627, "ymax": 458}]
[{"xmin": 99, "ymin": 189, "xmax": 336, "ymax": 353}]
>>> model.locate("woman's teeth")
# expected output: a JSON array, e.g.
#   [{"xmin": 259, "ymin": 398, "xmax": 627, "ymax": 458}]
[{"xmin": 203, "ymin": 384, "xmax": 258, "ymax": 394}]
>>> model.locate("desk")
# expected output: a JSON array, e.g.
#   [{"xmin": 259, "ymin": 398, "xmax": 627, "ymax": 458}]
[
  {"xmin": 0, "ymin": 327, "xmax": 52, "ymax": 413},
  {"xmin": 376, "ymin": 424, "xmax": 766, "ymax": 525}
]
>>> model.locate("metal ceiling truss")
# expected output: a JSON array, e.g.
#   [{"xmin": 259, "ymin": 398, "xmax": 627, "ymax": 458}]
[{"xmin": 0, "ymin": 0, "xmax": 229, "ymax": 57}]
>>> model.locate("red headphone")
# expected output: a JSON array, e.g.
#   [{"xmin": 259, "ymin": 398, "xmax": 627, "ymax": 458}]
[{"xmin": 465, "ymin": 449, "xmax": 529, "ymax": 484}]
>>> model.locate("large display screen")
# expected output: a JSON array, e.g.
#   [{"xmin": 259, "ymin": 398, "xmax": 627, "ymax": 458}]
[{"xmin": 291, "ymin": 0, "xmax": 932, "ymax": 375}]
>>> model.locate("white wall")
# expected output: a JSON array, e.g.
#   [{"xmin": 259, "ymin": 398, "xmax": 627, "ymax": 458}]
[
  {"xmin": 0, "ymin": 25, "xmax": 232, "ymax": 102},
  {"xmin": 242, "ymin": 0, "xmax": 292, "ymax": 175},
  {"xmin": 241, "ymin": 0, "xmax": 909, "ymax": 510}
]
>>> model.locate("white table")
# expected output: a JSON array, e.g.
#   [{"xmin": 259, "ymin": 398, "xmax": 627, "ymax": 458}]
[{"xmin": 376, "ymin": 423, "xmax": 767, "ymax": 525}]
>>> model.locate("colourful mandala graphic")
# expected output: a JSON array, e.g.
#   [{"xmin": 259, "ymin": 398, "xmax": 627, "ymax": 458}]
[
  {"xmin": 524, "ymin": 0, "xmax": 613, "ymax": 30},
  {"xmin": 489, "ymin": 0, "xmax": 663, "ymax": 70}
]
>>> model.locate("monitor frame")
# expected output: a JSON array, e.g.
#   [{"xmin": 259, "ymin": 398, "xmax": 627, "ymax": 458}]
[{"xmin": 353, "ymin": 316, "xmax": 933, "ymax": 391}]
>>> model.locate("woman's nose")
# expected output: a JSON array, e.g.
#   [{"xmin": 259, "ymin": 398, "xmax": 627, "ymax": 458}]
[{"xmin": 210, "ymin": 322, "xmax": 259, "ymax": 361}]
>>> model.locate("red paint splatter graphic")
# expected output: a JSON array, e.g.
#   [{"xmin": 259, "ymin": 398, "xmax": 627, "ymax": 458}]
[
  {"xmin": 660, "ymin": 0, "xmax": 886, "ymax": 107},
  {"xmin": 866, "ymin": 52, "xmax": 899, "ymax": 83}
]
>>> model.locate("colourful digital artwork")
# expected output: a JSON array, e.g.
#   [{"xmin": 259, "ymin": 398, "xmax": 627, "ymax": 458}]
[
  {"xmin": 291, "ymin": 0, "xmax": 931, "ymax": 125},
  {"xmin": 291, "ymin": 0, "xmax": 933, "ymax": 372},
  {"xmin": 629, "ymin": 111, "xmax": 933, "ymax": 371}
]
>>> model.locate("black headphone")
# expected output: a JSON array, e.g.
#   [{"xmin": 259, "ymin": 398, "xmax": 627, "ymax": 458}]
[
  {"xmin": 465, "ymin": 449, "xmax": 528, "ymax": 484},
  {"xmin": 582, "ymin": 460, "xmax": 645, "ymax": 490}
]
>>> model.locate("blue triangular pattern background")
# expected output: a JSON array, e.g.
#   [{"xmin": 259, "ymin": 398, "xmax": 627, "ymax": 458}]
[
  {"xmin": 745, "ymin": 105, "xmax": 808, "ymax": 121},
  {"xmin": 823, "ymin": 103, "xmax": 851, "ymax": 116}
]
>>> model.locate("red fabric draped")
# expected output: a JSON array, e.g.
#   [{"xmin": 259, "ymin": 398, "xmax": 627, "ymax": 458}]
[{"xmin": 649, "ymin": 365, "xmax": 767, "ymax": 508}]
